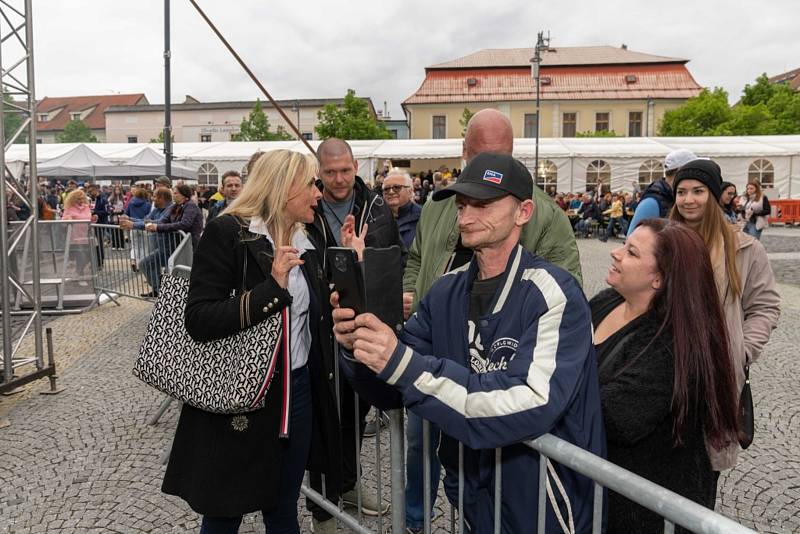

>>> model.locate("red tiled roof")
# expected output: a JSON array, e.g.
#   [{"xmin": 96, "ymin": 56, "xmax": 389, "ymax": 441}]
[
  {"xmin": 769, "ymin": 67, "xmax": 800, "ymax": 91},
  {"xmin": 769, "ymin": 66, "xmax": 800, "ymax": 84},
  {"xmin": 36, "ymin": 94, "xmax": 147, "ymax": 132},
  {"xmin": 428, "ymin": 46, "xmax": 686, "ymax": 70},
  {"xmin": 404, "ymin": 64, "xmax": 702, "ymax": 105}
]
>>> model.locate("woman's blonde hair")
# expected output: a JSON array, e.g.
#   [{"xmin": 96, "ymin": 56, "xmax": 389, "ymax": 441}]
[
  {"xmin": 63, "ymin": 189, "xmax": 88, "ymax": 210},
  {"xmin": 669, "ymin": 197, "xmax": 741, "ymax": 299},
  {"xmin": 224, "ymin": 149, "xmax": 318, "ymax": 245}
]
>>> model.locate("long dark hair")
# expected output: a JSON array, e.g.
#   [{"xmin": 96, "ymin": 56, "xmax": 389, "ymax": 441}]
[{"xmin": 639, "ymin": 218, "xmax": 740, "ymax": 449}]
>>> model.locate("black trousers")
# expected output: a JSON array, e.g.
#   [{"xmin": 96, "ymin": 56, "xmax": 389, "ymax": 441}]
[{"xmin": 307, "ymin": 376, "xmax": 371, "ymax": 521}]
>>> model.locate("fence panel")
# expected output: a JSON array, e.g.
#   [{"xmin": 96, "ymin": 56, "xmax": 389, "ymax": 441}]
[
  {"xmin": 91, "ymin": 223, "xmax": 190, "ymax": 301},
  {"xmin": 6, "ymin": 219, "xmax": 98, "ymax": 312}
]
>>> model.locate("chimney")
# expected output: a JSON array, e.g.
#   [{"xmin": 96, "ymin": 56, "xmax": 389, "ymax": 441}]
[{"xmin": 621, "ymin": 44, "xmax": 628, "ymax": 50}]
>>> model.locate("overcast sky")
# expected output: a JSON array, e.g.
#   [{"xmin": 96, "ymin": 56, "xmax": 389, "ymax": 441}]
[{"xmin": 31, "ymin": 0, "xmax": 800, "ymax": 119}]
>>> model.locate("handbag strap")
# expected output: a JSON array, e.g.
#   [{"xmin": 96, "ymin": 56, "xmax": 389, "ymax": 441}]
[{"xmin": 241, "ymin": 245, "xmax": 248, "ymax": 293}]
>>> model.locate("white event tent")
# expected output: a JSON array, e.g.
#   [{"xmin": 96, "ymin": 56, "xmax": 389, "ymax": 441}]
[
  {"xmin": 36, "ymin": 144, "xmax": 112, "ymax": 177},
  {"xmin": 6, "ymin": 136, "xmax": 800, "ymax": 198},
  {"xmin": 97, "ymin": 146, "xmax": 197, "ymax": 180}
]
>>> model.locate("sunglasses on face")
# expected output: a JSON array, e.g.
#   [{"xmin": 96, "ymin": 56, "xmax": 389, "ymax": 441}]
[{"xmin": 383, "ymin": 185, "xmax": 410, "ymax": 194}]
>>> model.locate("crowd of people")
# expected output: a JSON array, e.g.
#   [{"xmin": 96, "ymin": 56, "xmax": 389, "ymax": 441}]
[
  {"xmin": 8, "ymin": 171, "xmax": 245, "ymax": 297},
  {"xmin": 5, "ymin": 110, "xmax": 781, "ymax": 532},
  {"xmin": 155, "ymin": 108, "xmax": 781, "ymax": 534}
]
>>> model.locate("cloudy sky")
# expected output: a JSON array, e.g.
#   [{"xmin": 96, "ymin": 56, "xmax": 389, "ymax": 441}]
[{"xmin": 31, "ymin": 0, "xmax": 800, "ymax": 118}]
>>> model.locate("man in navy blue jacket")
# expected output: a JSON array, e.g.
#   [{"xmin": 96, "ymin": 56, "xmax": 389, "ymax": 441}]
[{"xmin": 333, "ymin": 153, "xmax": 606, "ymax": 533}]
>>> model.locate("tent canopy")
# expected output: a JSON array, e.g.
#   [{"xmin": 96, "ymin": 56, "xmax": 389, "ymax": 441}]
[
  {"xmin": 97, "ymin": 147, "xmax": 197, "ymax": 180},
  {"xmin": 36, "ymin": 144, "xmax": 112, "ymax": 177}
]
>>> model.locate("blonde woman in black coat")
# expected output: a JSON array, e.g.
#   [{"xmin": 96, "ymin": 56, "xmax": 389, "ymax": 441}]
[{"xmin": 162, "ymin": 150, "xmax": 341, "ymax": 534}]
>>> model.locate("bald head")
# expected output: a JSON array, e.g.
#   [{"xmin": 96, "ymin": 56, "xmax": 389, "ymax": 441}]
[
  {"xmin": 463, "ymin": 109, "xmax": 514, "ymax": 163},
  {"xmin": 317, "ymin": 138, "xmax": 354, "ymax": 163}
]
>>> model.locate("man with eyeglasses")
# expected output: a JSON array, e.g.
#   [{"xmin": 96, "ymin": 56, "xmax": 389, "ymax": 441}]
[{"xmin": 383, "ymin": 169, "xmax": 422, "ymax": 250}]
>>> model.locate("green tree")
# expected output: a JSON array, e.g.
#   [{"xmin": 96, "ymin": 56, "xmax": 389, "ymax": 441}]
[
  {"xmin": 740, "ymin": 74, "xmax": 779, "ymax": 106},
  {"xmin": 315, "ymin": 89, "xmax": 391, "ymax": 140},
  {"xmin": 55, "ymin": 119, "xmax": 98, "ymax": 142},
  {"xmin": 658, "ymin": 76, "xmax": 800, "ymax": 136},
  {"xmin": 659, "ymin": 88, "xmax": 732, "ymax": 136},
  {"xmin": 2, "ymin": 90, "xmax": 25, "ymax": 143},
  {"xmin": 459, "ymin": 107, "xmax": 475, "ymax": 137},
  {"xmin": 231, "ymin": 99, "xmax": 293, "ymax": 141},
  {"xmin": 149, "ymin": 130, "xmax": 175, "ymax": 143},
  {"xmin": 576, "ymin": 129, "xmax": 618, "ymax": 137}
]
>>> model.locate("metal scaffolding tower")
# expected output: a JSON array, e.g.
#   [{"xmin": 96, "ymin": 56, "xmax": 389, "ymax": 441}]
[{"xmin": 0, "ymin": 0, "xmax": 54, "ymax": 396}]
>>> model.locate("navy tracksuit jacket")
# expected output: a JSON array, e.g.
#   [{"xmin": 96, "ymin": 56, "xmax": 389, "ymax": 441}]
[{"xmin": 341, "ymin": 245, "xmax": 607, "ymax": 533}]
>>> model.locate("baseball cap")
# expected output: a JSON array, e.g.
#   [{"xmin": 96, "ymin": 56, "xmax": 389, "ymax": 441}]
[
  {"xmin": 432, "ymin": 153, "xmax": 532, "ymax": 202},
  {"xmin": 664, "ymin": 149, "xmax": 697, "ymax": 172}
]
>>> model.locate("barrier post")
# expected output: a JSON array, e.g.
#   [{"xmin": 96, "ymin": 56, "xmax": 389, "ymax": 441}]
[{"xmin": 389, "ymin": 409, "xmax": 406, "ymax": 534}]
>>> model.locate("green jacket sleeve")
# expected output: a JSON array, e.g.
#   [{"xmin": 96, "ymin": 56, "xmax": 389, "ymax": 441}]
[
  {"xmin": 538, "ymin": 207, "xmax": 583, "ymax": 286},
  {"xmin": 523, "ymin": 189, "xmax": 583, "ymax": 286}
]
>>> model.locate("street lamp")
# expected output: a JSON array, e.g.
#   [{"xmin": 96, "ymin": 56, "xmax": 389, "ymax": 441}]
[{"xmin": 531, "ymin": 31, "xmax": 550, "ymax": 182}]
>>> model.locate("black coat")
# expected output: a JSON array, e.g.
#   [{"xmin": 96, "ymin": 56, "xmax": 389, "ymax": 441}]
[
  {"xmin": 162, "ymin": 214, "xmax": 341, "ymax": 517},
  {"xmin": 590, "ymin": 289, "xmax": 714, "ymax": 534}
]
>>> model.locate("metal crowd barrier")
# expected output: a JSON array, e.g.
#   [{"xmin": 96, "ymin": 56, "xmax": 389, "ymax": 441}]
[
  {"xmin": 298, "ymin": 407, "xmax": 755, "ymax": 534},
  {"xmin": 6, "ymin": 219, "xmax": 99, "ymax": 314},
  {"xmin": 91, "ymin": 223, "xmax": 191, "ymax": 302},
  {"xmin": 298, "ymin": 368, "xmax": 757, "ymax": 534}
]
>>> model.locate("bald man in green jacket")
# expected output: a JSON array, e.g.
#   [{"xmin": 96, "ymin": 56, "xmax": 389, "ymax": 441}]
[{"xmin": 403, "ymin": 109, "xmax": 582, "ymax": 316}]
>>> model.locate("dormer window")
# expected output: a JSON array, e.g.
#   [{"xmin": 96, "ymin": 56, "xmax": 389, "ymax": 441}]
[
  {"xmin": 70, "ymin": 111, "xmax": 82, "ymax": 121},
  {"xmin": 37, "ymin": 113, "xmax": 48, "ymax": 122}
]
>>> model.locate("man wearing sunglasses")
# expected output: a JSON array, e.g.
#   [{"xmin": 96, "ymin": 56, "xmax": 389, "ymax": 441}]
[{"xmin": 382, "ymin": 169, "xmax": 422, "ymax": 250}]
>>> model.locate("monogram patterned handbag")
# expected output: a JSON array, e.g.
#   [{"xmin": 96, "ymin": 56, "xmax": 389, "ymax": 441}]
[{"xmin": 133, "ymin": 271, "xmax": 288, "ymax": 415}]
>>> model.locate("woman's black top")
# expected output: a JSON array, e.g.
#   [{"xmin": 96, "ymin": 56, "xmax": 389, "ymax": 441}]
[{"xmin": 590, "ymin": 288, "xmax": 715, "ymax": 534}]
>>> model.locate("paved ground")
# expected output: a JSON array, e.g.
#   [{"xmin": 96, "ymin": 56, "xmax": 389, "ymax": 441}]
[{"xmin": 0, "ymin": 228, "xmax": 798, "ymax": 533}]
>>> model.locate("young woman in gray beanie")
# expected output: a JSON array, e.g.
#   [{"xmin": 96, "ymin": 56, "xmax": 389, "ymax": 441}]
[{"xmin": 669, "ymin": 158, "xmax": 780, "ymax": 498}]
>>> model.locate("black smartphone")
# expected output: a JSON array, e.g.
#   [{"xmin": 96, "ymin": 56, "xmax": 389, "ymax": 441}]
[{"xmin": 328, "ymin": 247, "xmax": 365, "ymax": 315}]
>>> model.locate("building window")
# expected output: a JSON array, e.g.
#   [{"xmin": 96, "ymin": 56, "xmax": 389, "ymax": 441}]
[
  {"xmin": 37, "ymin": 113, "xmax": 48, "ymax": 122},
  {"xmin": 200, "ymin": 134, "xmax": 212, "ymax": 143},
  {"xmin": 628, "ymin": 112, "xmax": 643, "ymax": 137},
  {"xmin": 586, "ymin": 159, "xmax": 611, "ymax": 193},
  {"xmin": 127, "ymin": 136, "xmax": 138, "ymax": 143},
  {"xmin": 748, "ymin": 159, "xmax": 774, "ymax": 189},
  {"xmin": 595, "ymin": 112, "xmax": 610, "ymax": 132},
  {"xmin": 638, "ymin": 159, "xmax": 664, "ymax": 188},
  {"xmin": 432, "ymin": 115, "xmax": 446, "ymax": 139},
  {"xmin": 302, "ymin": 132, "xmax": 313, "ymax": 141},
  {"xmin": 562, "ymin": 113, "xmax": 577, "ymax": 137},
  {"xmin": 535, "ymin": 160, "xmax": 558, "ymax": 191},
  {"xmin": 70, "ymin": 112, "xmax": 82, "ymax": 121},
  {"xmin": 198, "ymin": 162, "xmax": 219, "ymax": 186},
  {"xmin": 523, "ymin": 113, "xmax": 538, "ymax": 138},
  {"xmin": 36, "ymin": 138, "xmax": 42, "ymax": 144},
  {"xmin": 388, "ymin": 129, "xmax": 398, "ymax": 139}
]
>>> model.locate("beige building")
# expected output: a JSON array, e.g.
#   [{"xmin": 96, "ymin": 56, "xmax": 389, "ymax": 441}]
[
  {"xmin": 403, "ymin": 45, "xmax": 703, "ymax": 139},
  {"xmin": 104, "ymin": 96, "xmax": 377, "ymax": 143}
]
